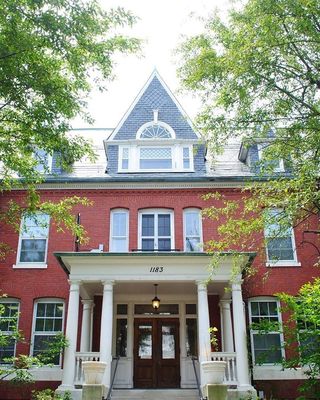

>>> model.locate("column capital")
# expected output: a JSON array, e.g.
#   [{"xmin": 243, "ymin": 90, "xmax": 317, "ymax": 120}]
[
  {"xmin": 101, "ymin": 280, "xmax": 115, "ymax": 292},
  {"xmin": 67, "ymin": 280, "xmax": 81, "ymax": 291},
  {"xmin": 231, "ymin": 280, "xmax": 243, "ymax": 292},
  {"xmin": 81, "ymin": 299, "xmax": 94, "ymax": 307},
  {"xmin": 196, "ymin": 280, "xmax": 208, "ymax": 292}
]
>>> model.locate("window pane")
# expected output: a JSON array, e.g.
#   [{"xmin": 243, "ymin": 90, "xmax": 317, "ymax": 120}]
[
  {"xmin": 186, "ymin": 304, "xmax": 197, "ymax": 314},
  {"xmin": 142, "ymin": 239, "xmax": 154, "ymax": 250},
  {"xmin": 142, "ymin": 215, "xmax": 154, "ymax": 236},
  {"xmin": 186, "ymin": 318, "xmax": 197, "ymax": 356},
  {"xmin": 113, "ymin": 213, "xmax": 127, "ymax": 236},
  {"xmin": 116, "ymin": 319, "xmax": 127, "ymax": 357},
  {"xmin": 20, "ymin": 239, "xmax": 46, "ymax": 262},
  {"xmin": 185, "ymin": 213, "xmax": 200, "ymax": 236},
  {"xmin": 33, "ymin": 335, "xmax": 60, "ymax": 365},
  {"xmin": 140, "ymin": 148, "xmax": 172, "ymax": 170},
  {"xmin": 158, "ymin": 239, "xmax": 171, "ymax": 250},
  {"xmin": 0, "ymin": 337, "xmax": 16, "ymax": 363},
  {"xmin": 253, "ymin": 334, "xmax": 282, "ymax": 363},
  {"xmin": 158, "ymin": 214, "xmax": 170, "ymax": 236},
  {"xmin": 117, "ymin": 304, "xmax": 128, "ymax": 315},
  {"xmin": 135, "ymin": 304, "xmax": 179, "ymax": 315},
  {"xmin": 162, "ymin": 325, "xmax": 175, "ymax": 359},
  {"xmin": 186, "ymin": 237, "xmax": 200, "ymax": 252},
  {"xmin": 267, "ymin": 238, "xmax": 294, "ymax": 261},
  {"xmin": 112, "ymin": 238, "xmax": 127, "ymax": 252},
  {"xmin": 138, "ymin": 325, "xmax": 152, "ymax": 359}
]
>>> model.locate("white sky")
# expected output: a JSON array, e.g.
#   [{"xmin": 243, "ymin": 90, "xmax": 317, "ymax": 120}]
[{"xmin": 72, "ymin": 0, "xmax": 231, "ymax": 129}]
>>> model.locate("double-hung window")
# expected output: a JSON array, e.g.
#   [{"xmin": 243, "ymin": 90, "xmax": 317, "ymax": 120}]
[
  {"xmin": 249, "ymin": 298, "xmax": 284, "ymax": 364},
  {"xmin": 0, "ymin": 301, "xmax": 19, "ymax": 363},
  {"xmin": 184, "ymin": 208, "xmax": 202, "ymax": 252},
  {"xmin": 264, "ymin": 209, "xmax": 297, "ymax": 265},
  {"xmin": 32, "ymin": 300, "xmax": 64, "ymax": 365},
  {"xmin": 16, "ymin": 213, "xmax": 50, "ymax": 267},
  {"xmin": 139, "ymin": 210, "xmax": 174, "ymax": 251},
  {"xmin": 110, "ymin": 209, "xmax": 129, "ymax": 252}
]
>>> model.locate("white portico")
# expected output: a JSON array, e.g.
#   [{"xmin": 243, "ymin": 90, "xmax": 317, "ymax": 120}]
[{"xmin": 55, "ymin": 252, "xmax": 256, "ymax": 398}]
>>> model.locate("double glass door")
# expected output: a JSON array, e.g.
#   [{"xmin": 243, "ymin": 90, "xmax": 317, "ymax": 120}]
[{"xmin": 134, "ymin": 318, "xmax": 180, "ymax": 388}]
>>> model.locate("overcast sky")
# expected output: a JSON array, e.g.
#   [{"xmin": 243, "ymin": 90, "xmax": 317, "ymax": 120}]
[{"xmin": 72, "ymin": 0, "xmax": 231, "ymax": 129}]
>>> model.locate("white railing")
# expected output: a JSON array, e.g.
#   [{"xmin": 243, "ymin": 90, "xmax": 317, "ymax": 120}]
[
  {"xmin": 74, "ymin": 352, "xmax": 100, "ymax": 385},
  {"xmin": 211, "ymin": 352, "xmax": 237, "ymax": 385}
]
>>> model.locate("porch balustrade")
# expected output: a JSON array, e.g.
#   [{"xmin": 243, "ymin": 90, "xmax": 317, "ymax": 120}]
[
  {"xmin": 74, "ymin": 352, "xmax": 100, "ymax": 385},
  {"xmin": 211, "ymin": 352, "xmax": 237, "ymax": 385},
  {"xmin": 73, "ymin": 351, "xmax": 238, "ymax": 387}
]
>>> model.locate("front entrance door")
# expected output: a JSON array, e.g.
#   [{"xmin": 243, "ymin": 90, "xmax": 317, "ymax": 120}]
[{"xmin": 134, "ymin": 318, "xmax": 180, "ymax": 388}]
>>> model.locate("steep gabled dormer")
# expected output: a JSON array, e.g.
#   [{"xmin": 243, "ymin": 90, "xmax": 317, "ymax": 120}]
[{"xmin": 104, "ymin": 70, "xmax": 206, "ymax": 176}]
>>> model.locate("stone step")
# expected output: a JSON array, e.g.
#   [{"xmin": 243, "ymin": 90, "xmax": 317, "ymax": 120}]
[{"xmin": 111, "ymin": 389, "xmax": 199, "ymax": 400}]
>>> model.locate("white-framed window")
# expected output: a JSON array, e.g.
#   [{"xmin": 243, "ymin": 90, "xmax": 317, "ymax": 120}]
[
  {"xmin": 264, "ymin": 209, "xmax": 298, "ymax": 265},
  {"xmin": 34, "ymin": 149, "xmax": 52, "ymax": 173},
  {"xmin": 138, "ymin": 209, "xmax": 174, "ymax": 251},
  {"xmin": 31, "ymin": 299, "xmax": 64, "ymax": 365},
  {"xmin": 258, "ymin": 144, "xmax": 284, "ymax": 172},
  {"xmin": 0, "ymin": 300, "xmax": 19, "ymax": 363},
  {"xmin": 15, "ymin": 213, "xmax": 50, "ymax": 268},
  {"xmin": 249, "ymin": 298, "xmax": 284, "ymax": 365},
  {"xmin": 110, "ymin": 209, "xmax": 129, "ymax": 252},
  {"xmin": 183, "ymin": 208, "xmax": 202, "ymax": 252},
  {"xmin": 118, "ymin": 144, "xmax": 194, "ymax": 173}
]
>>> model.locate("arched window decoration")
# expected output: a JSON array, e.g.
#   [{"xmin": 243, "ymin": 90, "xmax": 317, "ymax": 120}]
[
  {"xmin": 140, "ymin": 124, "xmax": 172, "ymax": 139},
  {"xmin": 136, "ymin": 121, "xmax": 175, "ymax": 140}
]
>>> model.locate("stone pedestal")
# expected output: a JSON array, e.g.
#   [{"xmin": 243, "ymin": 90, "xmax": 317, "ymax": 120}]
[
  {"xmin": 207, "ymin": 384, "xmax": 228, "ymax": 400},
  {"xmin": 82, "ymin": 384, "xmax": 104, "ymax": 400}
]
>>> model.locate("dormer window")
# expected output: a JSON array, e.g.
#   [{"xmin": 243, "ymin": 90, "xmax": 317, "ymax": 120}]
[
  {"xmin": 258, "ymin": 144, "xmax": 284, "ymax": 172},
  {"xmin": 118, "ymin": 120, "xmax": 194, "ymax": 173}
]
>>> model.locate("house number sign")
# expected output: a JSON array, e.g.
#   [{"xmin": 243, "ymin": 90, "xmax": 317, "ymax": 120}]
[{"xmin": 150, "ymin": 266, "xmax": 164, "ymax": 272}]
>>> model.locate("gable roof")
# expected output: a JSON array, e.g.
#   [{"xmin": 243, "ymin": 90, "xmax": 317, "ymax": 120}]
[{"xmin": 108, "ymin": 69, "xmax": 200, "ymax": 141}]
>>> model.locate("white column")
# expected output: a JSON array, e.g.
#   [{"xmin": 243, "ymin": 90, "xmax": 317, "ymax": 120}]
[
  {"xmin": 232, "ymin": 281, "xmax": 251, "ymax": 390},
  {"xmin": 197, "ymin": 281, "xmax": 211, "ymax": 363},
  {"xmin": 219, "ymin": 300, "xmax": 234, "ymax": 352},
  {"xmin": 60, "ymin": 280, "xmax": 80, "ymax": 389},
  {"xmin": 80, "ymin": 299, "xmax": 94, "ymax": 352},
  {"xmin": 100, "ymin": 280, "xmax": 114, "ymax": 390}
]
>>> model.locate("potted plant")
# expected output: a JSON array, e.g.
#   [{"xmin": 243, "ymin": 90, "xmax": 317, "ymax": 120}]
[{"xmin": 82, "ymin": 361, "xmax": 107, "ymax": 385}]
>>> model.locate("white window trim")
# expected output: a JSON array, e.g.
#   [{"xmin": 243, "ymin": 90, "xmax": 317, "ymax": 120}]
[
  {"xmin": 138, "ymin": 209, "xmax": 175, "ymax": 251},
  {"xmin": 248, "ymin": 297, "xmax": 285, "ymax": 366},
  {"xmin": 257, "ymin": 144, "xmax": 284, "ymax": 172},
  {"xmin": 14, "ymin": 213, "xmax": 50, "ymax": 269},
  {"xmin": 34, "ymin": 150, "xmax": 53, "ymax": 174},
  {"xmin": 109, "ymin": 209, "xmax": 129, "ymax": 252},
  {"xmin": 30, "ymin": 299, "xmax": 65, "ymax": 366},
  {"xmin": 118, "ymin": 144, "xmax": 194, "ymax": 173},
  {"xmin": 136, "ymin": 121, "xmax": 176, "ymax": 139},
  {"xmin": 264, "ymin": 209, "xmax": 299, "ymax": 267},
  {"xmin": 183, "ymin": 208, "xmax": 203, "ymax": 252},
  {"xmin": 0, "ymin": 299, "xmax": 20, "ymax": 363}
]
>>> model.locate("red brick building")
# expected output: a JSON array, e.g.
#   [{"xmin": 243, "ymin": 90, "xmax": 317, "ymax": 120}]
[{"xmin": 0, "ymin": 71, "xmax": 319, "ymax": 400}]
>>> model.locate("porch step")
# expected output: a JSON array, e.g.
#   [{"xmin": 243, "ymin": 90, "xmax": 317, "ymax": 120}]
[{"xmin": 111, "ymin": 389, "xmax": 199, "ymax": 400}]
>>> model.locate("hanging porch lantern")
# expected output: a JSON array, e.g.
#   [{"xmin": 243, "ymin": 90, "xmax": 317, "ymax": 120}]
[{"xmin": 152, "ymin": 284, "xmax": 160, "ymax": 310}]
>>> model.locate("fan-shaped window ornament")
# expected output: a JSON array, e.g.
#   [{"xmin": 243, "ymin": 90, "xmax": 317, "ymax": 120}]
[{"xmin": 140, "ymin": 124, "xmax": 172, "ymax": 139}]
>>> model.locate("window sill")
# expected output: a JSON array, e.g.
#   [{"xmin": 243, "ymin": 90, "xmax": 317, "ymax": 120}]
[
  {"xmin": 13, "ymin": 263, "xmax": 47, "ymax": 269},
  {"xmin": 266, "ymin": 261, "xmax": 301, "ymax": 267}
]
